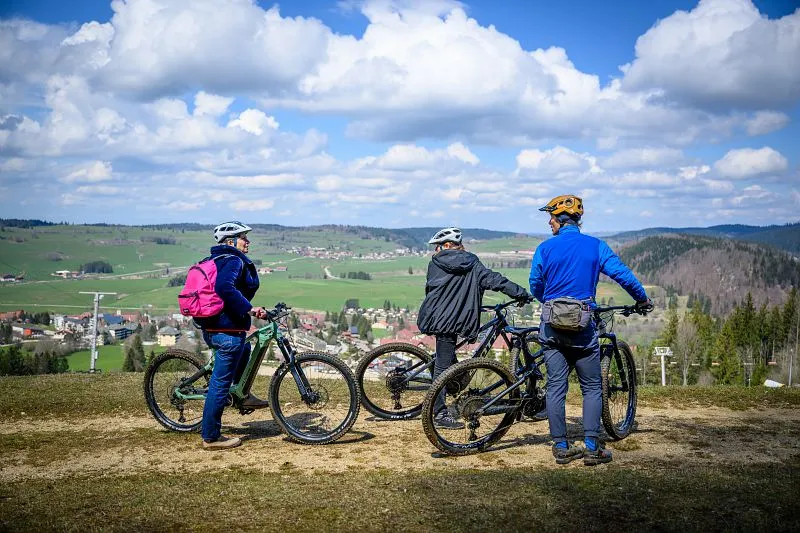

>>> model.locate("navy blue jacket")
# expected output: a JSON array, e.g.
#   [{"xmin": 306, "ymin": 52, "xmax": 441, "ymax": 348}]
[
  {"xmin": 194, "ymin": 245, "xmax": 259, "ymax": 332},
  {"xmin": 417, "ymin": 249, "xmax": 528, "ymax": 338},
  {"xmin": 529, "ymin": 225, "xmax": 647, "ymax": 304}
]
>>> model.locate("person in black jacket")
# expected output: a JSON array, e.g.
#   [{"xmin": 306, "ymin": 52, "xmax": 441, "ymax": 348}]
[
  {"xmin": 195, "ymin": 221, "xmax": 269, "ymax": 450},
  {"xmin": 417, "ymin": 227, "xmax": 532, "ymax": 429}
]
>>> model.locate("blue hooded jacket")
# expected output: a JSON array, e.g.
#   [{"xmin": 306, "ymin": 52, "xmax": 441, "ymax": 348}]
[
  {"xmin": 194, "ymin": 245, "xmax": 259, "ymax": 332},
  {"xmin": 529, "ymin": 225, "xmax": 647, "ymax": 304}
]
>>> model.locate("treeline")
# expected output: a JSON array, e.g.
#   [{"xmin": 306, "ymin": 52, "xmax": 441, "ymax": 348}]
[
  {"xmin": 80, "ymin": 260, "xmax": 113, "ymax": 274},
  {"xmin": 338, "ymin": 271, "xmax": 372, "ymax": 280},
  {"xmin": 141, "ymin": 235, "xmax": 177, "ymax": 245},
  {"xmin": 0, "ymin": 345, "xmax": 69, "ymax": 376},
  {"xmin": 167, "ymin": 273, "xmax": 187, "ymax": 287},
  {"xmin": 487, "ymin": 260, "xmax": 530, "ymax": 269},
  {"xmin": 650, "ymin": 289, "xmax": 798, "ymax": 386},
  {"xmin": 0, "ymin": 219, "xmax": 63, "ymax": 228}
]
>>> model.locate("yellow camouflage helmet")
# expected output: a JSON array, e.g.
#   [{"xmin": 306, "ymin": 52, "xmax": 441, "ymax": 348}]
[{"xmin": 538, "ymin": 195, "xmax": 584, "ymax": 217}]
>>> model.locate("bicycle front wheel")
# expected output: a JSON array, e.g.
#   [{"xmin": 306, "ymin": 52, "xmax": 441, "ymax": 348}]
[
  {"xmin": 355, "ymin": 342, "xmax": 432, "ymax": 420},
  {"xmin": 269, "ymin": 352, "xmax": 361, "ymax": 444},
  {"xmin": 601, "ymin": 340, "xmax": 637, "ymax": 440},
  {"xmin": 421, "ymin": 359, "xmax": 519, "ymax": 456},
  {"xmin": 143, "ymin": 349, "xmax": 209, "ymax": 432}
]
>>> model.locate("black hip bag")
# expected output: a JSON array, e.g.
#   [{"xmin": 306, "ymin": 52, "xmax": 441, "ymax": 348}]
[{"xmin": 542, "ymin": 297, "xmax": 592, "ymax": 332}]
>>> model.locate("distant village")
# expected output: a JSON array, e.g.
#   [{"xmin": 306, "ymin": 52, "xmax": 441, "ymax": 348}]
[{"xmin": 1, "ymin": 300, "xmax": 541, "ymax": 368}]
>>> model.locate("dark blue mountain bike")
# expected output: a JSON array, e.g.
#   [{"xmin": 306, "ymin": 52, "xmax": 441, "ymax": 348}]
[
  {"xmin": 421, "ymin": 304, "xmax": 645, "ymax": 455},
  {"xmin": 355, "ymin": 300, "xmax": 529, "ymax": 420}
]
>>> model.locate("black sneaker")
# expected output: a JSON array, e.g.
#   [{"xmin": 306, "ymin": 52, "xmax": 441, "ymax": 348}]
[
  {"xmin": 241, "ymin": 393, "xmax": 269, "ymax": 409},
  {"xmin": 583, "ymin": 444, "xmax": 613, "ymax": 466},
  {"xmin": 433, "ymin": 412, "xmax": 465, "ymax": 430},
  {"xmin": 552, "ymin": 443, "xmax": 584, "ymax": 464}
]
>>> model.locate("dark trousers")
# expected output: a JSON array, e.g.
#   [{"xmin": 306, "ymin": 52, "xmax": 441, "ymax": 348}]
[
  {"xmin": 200, "ymin": 331, "xmax": 251, "ymax": 441},
  {"xmin": 539, "ymin": 323, "xmax": 602, "ymax": 444},
  {"xmin": 432, "ymin": 333, "xmax": 458, "ymax": 415}
]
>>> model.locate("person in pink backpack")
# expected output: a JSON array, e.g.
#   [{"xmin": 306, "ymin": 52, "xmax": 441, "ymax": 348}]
[{"xmin": 194, "ymin": 221, "xmax": 269, "ymax": 450}]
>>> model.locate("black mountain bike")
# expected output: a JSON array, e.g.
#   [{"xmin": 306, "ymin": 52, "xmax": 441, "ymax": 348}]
[
  {"xmin": 355, "ymin": 300, "xmax": 530, "ymax": 420},
  {"xmin": 421, "ymin": 304, "xmax": 645, "ymax": 455},
  {"xmin": 144, "ymin": 303, "xmax": 361, "ymax": 445}
]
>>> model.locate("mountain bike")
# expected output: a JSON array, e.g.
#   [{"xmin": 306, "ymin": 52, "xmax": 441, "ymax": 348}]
[
  {"xmin": 144, "ymin": 303, "xmax": 361, "ymax": 444},
  {"xmin": 355, "ymin": 300, "xmax": 532, "ymax": 420},
  {"xmin": 421, "ymin": 304, "xmax": 645, "ymax": 455}
]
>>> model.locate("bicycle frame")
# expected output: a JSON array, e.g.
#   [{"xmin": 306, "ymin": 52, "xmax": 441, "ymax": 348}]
[
  {"xmin": 171, "ymin": 312, "xmax": 320, "ymax": 405},
  {"xmin": 472, "ymin": 305, "xmax": 637, "ymax": 418},
  {"xmin": 390, "ymin": 301, "xmax": 523, "ymax": 387}
]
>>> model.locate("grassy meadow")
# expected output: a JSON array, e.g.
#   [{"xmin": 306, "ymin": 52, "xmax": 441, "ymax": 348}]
[{"xmin": 0, "ymin": 224, "xmax": 635, "ymax": 315}]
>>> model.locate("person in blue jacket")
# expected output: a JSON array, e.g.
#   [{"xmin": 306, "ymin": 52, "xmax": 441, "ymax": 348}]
[
  {"xmin": 194, "ymin": 221, "xmax": 269, "ymax": 450},
  {"xmin": 529, "ymin": 195, "xmax": 653, "ymax": 465}
]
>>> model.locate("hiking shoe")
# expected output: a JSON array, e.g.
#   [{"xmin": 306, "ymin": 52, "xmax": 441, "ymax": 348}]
[
  {"xmin": 201, "ymin": 435, "xmax": 242, "ymax": 450},
  {"xmin": 433, "ymin": 412, "xmax": 465, "ymax": 430},
  {"xmin": 552, "ymin": 443, "xmax": 584, "ymax": 464},
  {"xmin": 583, "ymin": 445, "xmax": 613, "ymax": 466},
  {"xmin": 241, "ymin": 393, "xmax": 269, "ymax": 409}
]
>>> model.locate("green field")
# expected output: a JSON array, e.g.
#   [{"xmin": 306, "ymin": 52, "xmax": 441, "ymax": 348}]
[
  {"xmin": 0, "ymin": 224, "xmax": 637, "ymax": 316},
  {"xmin": 66, "ymin": 344, "xmax": 170, "ymax": 372}
]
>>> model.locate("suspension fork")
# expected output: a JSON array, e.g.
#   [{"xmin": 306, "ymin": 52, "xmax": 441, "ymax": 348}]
[
  {"xmin": 278, "ymin": 336, "xmax": 316, "ymax": 401},
  {"xmin": 601, "ymin": 333, "xmax": 629, "ymax": 391}
]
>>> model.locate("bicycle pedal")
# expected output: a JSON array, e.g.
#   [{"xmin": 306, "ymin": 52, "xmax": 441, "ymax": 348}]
[{"xmin": 239, "ymin": 408, "xmax": 255, "ymax": 415}]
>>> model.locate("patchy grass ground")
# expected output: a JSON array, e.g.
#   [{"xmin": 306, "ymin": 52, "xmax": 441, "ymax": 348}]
[{"xmin": 1, "ymin": 374, "xmax": 798, "ymax": 532}]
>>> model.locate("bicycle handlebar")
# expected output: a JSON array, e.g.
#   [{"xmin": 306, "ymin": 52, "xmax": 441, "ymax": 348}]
[
  {"xmin": 480, "ymin": 299, "xmax": 527, "ymax": 313},
  {"xmin": 593, "ymin": 304, "xmax": 649, "ymax": 317}
]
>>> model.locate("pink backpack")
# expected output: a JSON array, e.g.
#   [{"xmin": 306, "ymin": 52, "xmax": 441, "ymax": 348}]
[{"xmin": 178, "ymin": 255, "xmax": 234, "ymax": 318}]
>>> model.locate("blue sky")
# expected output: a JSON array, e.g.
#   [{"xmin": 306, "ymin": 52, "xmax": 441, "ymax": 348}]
[{"xmin": 0, "ymin": 0, "xmax": 798, "ymax": 233}]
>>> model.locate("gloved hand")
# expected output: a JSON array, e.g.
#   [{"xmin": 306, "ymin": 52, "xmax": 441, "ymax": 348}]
[
  {"xmin": 249, "ymin": 307, "xmax": 269, "ymax": 320},
  {"xmin": 635, "ymin": 298, "xmax": 654, "ymax": 314},
  {"xmin": 516, "ymin": 294, "xmax": 534, "ymax": 307}
]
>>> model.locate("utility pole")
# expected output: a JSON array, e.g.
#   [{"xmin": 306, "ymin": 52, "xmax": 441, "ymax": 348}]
[
  {"xmin": 79, "ymin": 292, "xmax": 117, "ymax": 372},
  {"xmin": 790, "ymin": 311, "xmax": 799, "ymax": 387}
]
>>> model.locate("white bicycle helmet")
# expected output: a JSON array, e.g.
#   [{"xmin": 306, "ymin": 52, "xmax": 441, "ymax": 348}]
[
  {"xmin": 428, "ymin": 227, "xmax": 463, "ymax": 245},
  {"xmin": 213, "ymin": 221, "xmax": 252, "ymax": 243}
]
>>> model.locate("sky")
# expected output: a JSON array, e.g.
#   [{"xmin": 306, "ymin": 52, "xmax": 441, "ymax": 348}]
[{"xmin": 0, "ymin": 0, "xmax": 798, "ymax": 233}]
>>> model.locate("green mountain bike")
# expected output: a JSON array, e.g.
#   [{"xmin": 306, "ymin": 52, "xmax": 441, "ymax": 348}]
[{"xmin": 144, "ymin": 303, "xmax": 361, "ymax": 444}]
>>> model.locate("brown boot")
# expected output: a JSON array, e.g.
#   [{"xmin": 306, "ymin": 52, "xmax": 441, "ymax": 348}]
[
  {"xmin": 241, "ymin": 394, "xmax": 269, "ymax": 409},
  {"xmin": 201, "ymin": 435, "xmax": 242, "ymax": 450}
]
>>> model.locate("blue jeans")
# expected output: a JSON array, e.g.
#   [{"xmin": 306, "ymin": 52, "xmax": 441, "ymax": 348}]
[
  {"xmin": 201, "ymin": 331, "xmax": 251, "ymax": 442},
  {"xmin": 539, "ymin": 322, "xmax": 602, "ymax": 444}
]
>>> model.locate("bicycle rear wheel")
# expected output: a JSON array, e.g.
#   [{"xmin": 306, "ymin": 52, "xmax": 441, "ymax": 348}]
[
  {"xmin": 601, "ymin": 340, "xmax": 637, "ymax": 440},
  {"xmin": 269, "ymin": 351, "xmax": 361, "ymax": 444},
  {"xmin": 355, "ymin": 342, "xmax": 432, "ymax": 420},
  {"xmin": 421, "ymin": 359, "xmax": 519, "ymax": 456},
  {"xmin": 144, "ymin": 349, "xmax": 209, "ymax": 432}
]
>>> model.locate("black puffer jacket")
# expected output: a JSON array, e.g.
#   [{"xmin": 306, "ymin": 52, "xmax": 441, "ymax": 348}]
[{"xmin": 416, "ymin": 249, "xmax": 529, "ymax": 338}]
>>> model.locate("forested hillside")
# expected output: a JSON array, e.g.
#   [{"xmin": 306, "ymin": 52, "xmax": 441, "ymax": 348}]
[
  {"xmin": 609, "ymin": 222, "xmax": 800, "ymax": 254},
  {"xmin": 618, "ymin": 235, "xmax": 799, "ymax": 314}
]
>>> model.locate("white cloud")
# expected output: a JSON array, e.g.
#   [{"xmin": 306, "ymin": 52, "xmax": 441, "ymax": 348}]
[
  {"xmin": 232, "ymin": 199, "xmax": 275, "ymax": 211},
  {"xmin": 227, "ymin": 109, "xmax": 279, "ymax": 135},
  {"xmin": 744, "ymin": 111, "xmax": 790, "ymax": 136},
  {"xmin": 59, "ymin": 161, "xmax": 113, "ymax": 183},
  {"xmin": 193, "ymin": 92, "xmax": 234, "ymax": 117},
  {"xmin": 516, "ymin": 146, "xmax": 597, "ymax": 177},
  {"xmin": 601, "ymin": 147, "xmax": 684, "ymax": 170},
  {"xmin": 714, "ymin": 147, "xmax": 789, "ymax": 179},
  {"xmin": 356, "ymin": 142, "xmax": 479, "ymax": 171},
  {"xmin": 621, "ymin": 0, "xmax": 800, "ymax": 109}
]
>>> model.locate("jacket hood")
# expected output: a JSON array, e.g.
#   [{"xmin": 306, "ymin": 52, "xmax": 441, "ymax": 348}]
[{"xmin": 432, "ymin": 249, "xmax": 479, "ymax": 274}]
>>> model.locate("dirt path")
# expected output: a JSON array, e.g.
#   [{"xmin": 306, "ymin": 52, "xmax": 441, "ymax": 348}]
[{"xmin": 3, "ymin": 405, "xmax": 799, "ymax": 483}]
